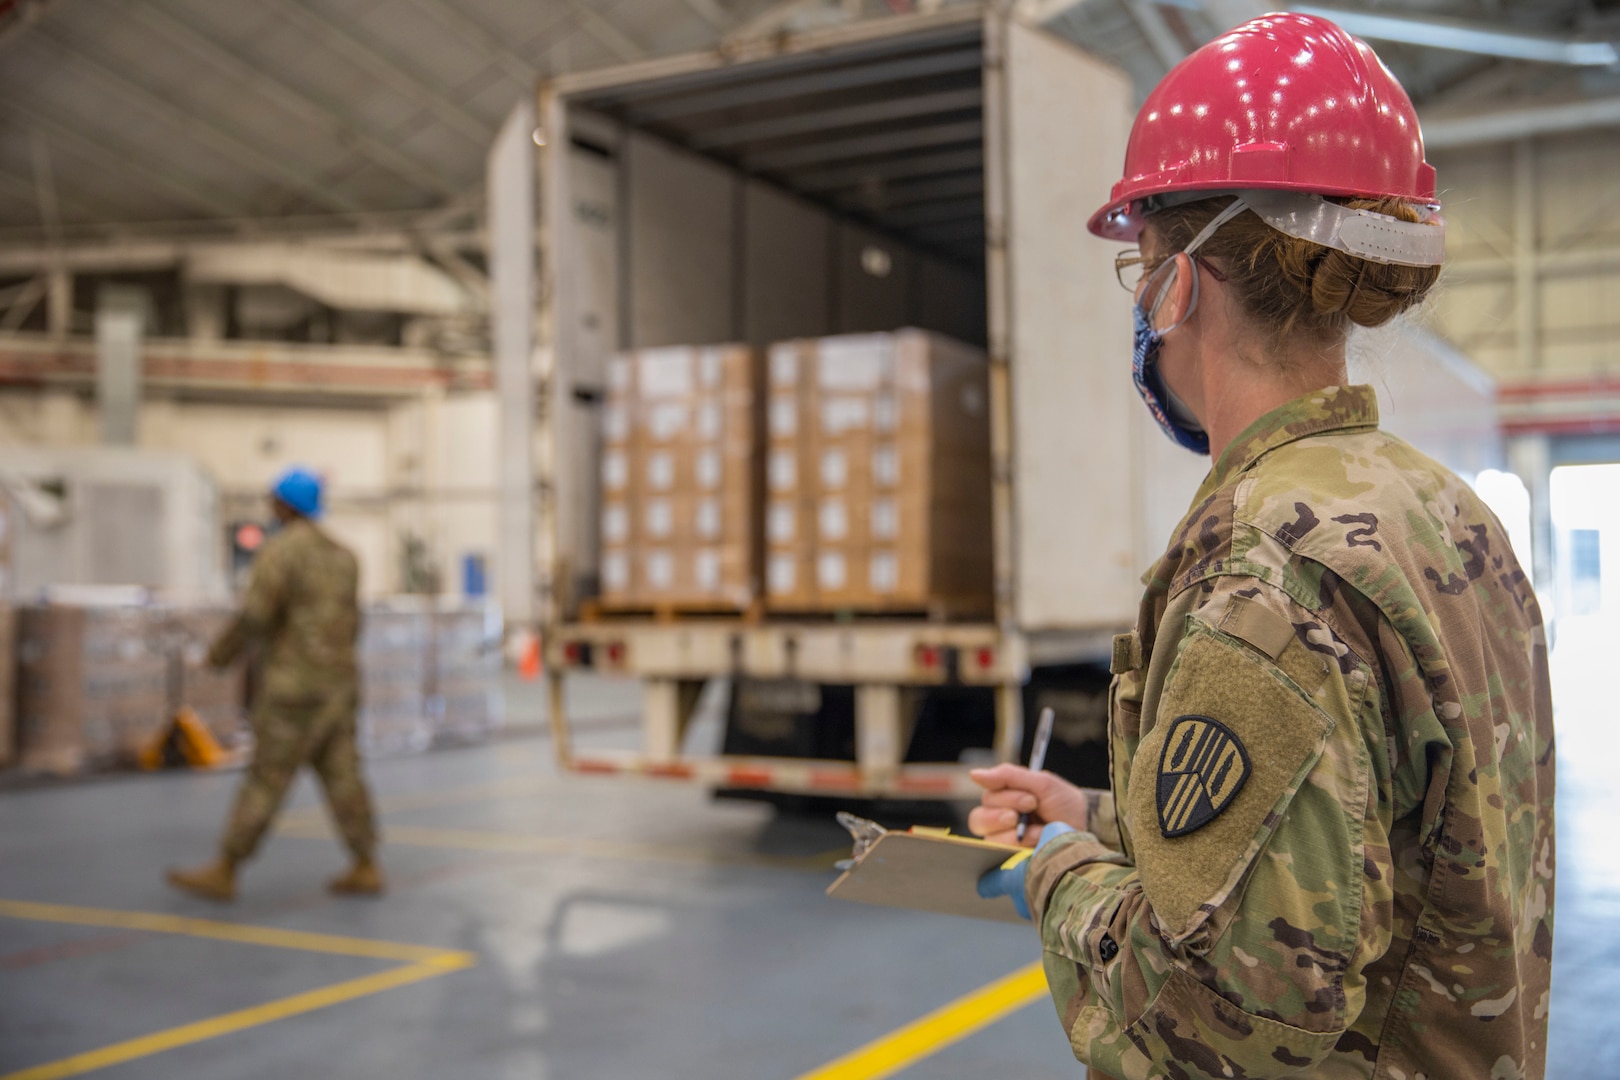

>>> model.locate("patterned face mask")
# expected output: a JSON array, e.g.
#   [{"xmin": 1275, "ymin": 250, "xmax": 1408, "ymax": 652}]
[
  {"xmin": 1133, "ymin": 294, "xmax": 1208, "ymax": 455},
  {"xmin": 1131, "ymin": 199, "xmax": 1250, "ymax": 456}
]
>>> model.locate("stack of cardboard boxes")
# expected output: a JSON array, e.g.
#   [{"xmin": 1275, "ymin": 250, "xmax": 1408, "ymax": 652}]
[
  {"xmin": 358, "ymin": 600, "xmax": 506, "ymax": 756},
  {"xmin": 427, "ymin": 602, "xmax": 503, "ymax": 745},
  {"xmin": 357, "ymin": 604, "xmax": 433, "ymax": 757},
  {"xmin": 599, "ymin": 344, "xmax": 762, "ymax": 612},
  {"xmin": 763, "ymin": 330, "xmax": 993, "ymax": 613},
  {"xmin": 15, "ymin": 605, "xmax": 174, "ymax": 775},
  {"xmin": 12, "ymin": 602, "xmax": 252, "ymax": 775},
  {"xmin": 2, "ymin": 598, "xmax": 504, "ymax": 775}
]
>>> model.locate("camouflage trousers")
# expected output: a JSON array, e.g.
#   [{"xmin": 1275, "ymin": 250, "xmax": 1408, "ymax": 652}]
[{"xmin": 221, "ymin": 685, "xmax": 377, "ymax": 863}]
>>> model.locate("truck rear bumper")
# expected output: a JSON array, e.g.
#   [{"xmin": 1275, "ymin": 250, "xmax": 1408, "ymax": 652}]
[
  {"xmin": 566, "ymin": 751, "xmax": 981, "ymax": 800},
  {"xmin": 546, "ymin": 620, "xmax": 1022, "ymax": 684}
]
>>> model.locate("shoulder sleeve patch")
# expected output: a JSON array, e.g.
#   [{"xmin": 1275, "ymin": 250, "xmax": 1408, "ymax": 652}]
[
  {"xmin": 1129, "ymin": 619, "xmax": 1335, "ymax": 941},
  {"xmin": 1157, "ymin": 715, "xmax": 1250, "ymax": 837}
]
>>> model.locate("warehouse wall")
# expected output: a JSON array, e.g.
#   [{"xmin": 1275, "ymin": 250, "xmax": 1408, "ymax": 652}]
[
  {"xmin": 1432, "ymin": 131, "xmax": 1620, "ymax": 389},
  {"xmin": 0, "ymin": 388, "xmax": 500, "ymax": 598}
]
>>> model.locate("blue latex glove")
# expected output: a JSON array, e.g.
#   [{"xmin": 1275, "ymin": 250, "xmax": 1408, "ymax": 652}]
[{"xmin": 977, "ymin": 822, "xmax": 1077, "ymax": 921}]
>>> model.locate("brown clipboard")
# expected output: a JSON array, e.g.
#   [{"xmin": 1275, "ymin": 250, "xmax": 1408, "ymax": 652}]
[{"xmin": 825, "ymin": 821, "xmax": 1029, "ymax": 924}]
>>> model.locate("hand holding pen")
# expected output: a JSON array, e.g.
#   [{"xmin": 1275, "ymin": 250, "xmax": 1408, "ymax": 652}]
[
  {"xmin": 968, "ymin": 706, "xmax": 1105, "ymax": 846},
  {"xmin": 1016, "ymin": 707, "xmax": 1056, "ymax": 842}
]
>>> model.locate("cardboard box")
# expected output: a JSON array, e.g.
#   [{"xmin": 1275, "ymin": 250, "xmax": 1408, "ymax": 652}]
[
  {"xmin": 14, "ymin": 605, "xmax": 169, "ymax": 775},
  {"xmin": 599, "ymin": 344, "xmax": 764, "ymax": 611},
  {"xmin": 427, "ymin": 603, "xmax": 503, "ymax": 745},
  {"xmin": 358, "ymin": 606, "xmax": 432, "ymax": 757},
  {"xmin": 765, "ymin": 330, "xmax": 993, "ymax": 613}
]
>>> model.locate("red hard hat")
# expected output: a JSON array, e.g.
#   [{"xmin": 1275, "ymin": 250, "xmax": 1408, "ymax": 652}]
[{"xmin": 1089, "ymin": 12, "xmax": 1437, "ymax": 241}]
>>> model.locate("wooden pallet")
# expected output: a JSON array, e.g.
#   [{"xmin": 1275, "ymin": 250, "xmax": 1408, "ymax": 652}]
[
  {"xmin": 581, "ymin": 596, "xmax": 766, "ymax": 625},
  {"xmin": 761, "ymin": 594, "xmax": 994, "ymax": 623}
]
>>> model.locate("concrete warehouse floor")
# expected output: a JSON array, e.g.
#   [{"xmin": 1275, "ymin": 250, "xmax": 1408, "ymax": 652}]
[{"xmin": 1, "ymin": 662, "xmax": 1616, "ymax": 1080}]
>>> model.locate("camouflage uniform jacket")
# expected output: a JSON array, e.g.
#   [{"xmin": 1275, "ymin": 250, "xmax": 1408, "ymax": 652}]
[
  {"xmin": 209, "ymin": 518, "xmax": 361, "ymax": 702},
  {"xmin": 1025, "ymin": 385, "xmax": 1555, "ymax": 1079}
]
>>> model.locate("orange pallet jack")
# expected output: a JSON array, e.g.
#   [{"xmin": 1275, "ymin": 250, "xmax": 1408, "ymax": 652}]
[
  {"xmin": 137, "ymin": 706, "xmax": 230, "ymax": 770},
  {"xmin": 136, "ymin": 640, "xmax": 232, "ymax": 771}
]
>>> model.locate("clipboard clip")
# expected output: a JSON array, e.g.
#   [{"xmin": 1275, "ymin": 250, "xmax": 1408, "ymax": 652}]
[{"xmin": 833, "ymin": 811, "xmax": 888, "ymax": 871}]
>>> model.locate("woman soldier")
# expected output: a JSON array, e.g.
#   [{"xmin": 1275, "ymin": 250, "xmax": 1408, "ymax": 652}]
[{"xmin": 973, "ymin": 13, "xmax": 1555, "ymax": 1080}]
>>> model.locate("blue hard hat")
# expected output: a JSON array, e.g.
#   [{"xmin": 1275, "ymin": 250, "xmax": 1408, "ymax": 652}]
[{"xmin": 271, "ymin": 467, "xmax": 323, "ymax": 518}]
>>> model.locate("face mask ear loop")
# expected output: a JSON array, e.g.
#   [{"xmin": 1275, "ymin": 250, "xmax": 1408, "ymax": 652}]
[
  {"xmin": 1145, "ymin": 197, "xmax": 1248, "ymax": 334},
  {"xmin": 1146, "ymin": 256, "xmax": 1198, "ymax": 332}
]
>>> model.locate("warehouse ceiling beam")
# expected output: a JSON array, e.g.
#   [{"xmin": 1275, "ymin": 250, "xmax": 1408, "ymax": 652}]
[
  {"xmin": 420, "ymin": 240, "xmax": 490, "ymax": 307},
  {"xmin": 30, "ymin": 24, "xmax": 369, "ymax": 216},
  {"xmin": 1424, "ymin": 95, "xmax": 1620, "ymax": 148},
  {"xmin": 1197, "ymin": 0, "xmax": 1267, "ymax": 32},
  {"xmin": 689, "ymin": 87, "xmax": 982, "ymax": 150},
  {"xmin": 558, "ymin": 0, "xmax": 648, "ymax": 61},
  {"xmin": 1293, "ymin": 4, "xmax": 1620, "ymax": 67},
  {"xmin": 0, "ymin": 162, "xmax": 149, "ymax": 223},
  {"xmin": 257, "ymin": 0, "xmax": 494, "ymax": 145},
  {"xmin": 1121, "ymin": 0, "xmax": 1188, "ymax": 70},
  {"xmin": 0, "ymin": 277, "xmax": 45, "ymax": 309},
  {"xmin": 0, "ymin": 170, "xmax": 55, "ymax": 218},
  {"xmin": 126, "ymin": 1, "xmax": 463, "ymax": 200},
  {"xmin": 0, "ymin": 192, "xmax": 490, "ymax": 259},
  {"xmin": 626, "ymin": 47, "xmax": 982, "ymax": 123},
  {"xmin": 0, "ymin": 276, "xmax": 45, "ymax": 332},
  {"xmin": 0, "ymin": 231, "xmax": 479, "ymax": 275},
  {"xmin": 185, "ymin": 245, "xmax": 478, "ymax": 316},
  {"xmin": 6, "ymin": 99, "xmax": 245, "ymax": 218},
  {"xmin": 396, "ymin": 0, "xmax": 541, "ymax": 88},
  {"xmin": 680, "ymin": 0, "xmax": 731, "ymax": 30},
  {"xmin": 723, "ymin": 0, "xmax": 843, "ymax": 49},
  {"xmin": 0, "ymin": 335, "xmax": 494, "ymax": 398}
]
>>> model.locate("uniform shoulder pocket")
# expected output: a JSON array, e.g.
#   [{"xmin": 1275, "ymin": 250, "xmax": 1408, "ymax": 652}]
[{"xmin": 1127, "ymin": 617, "xmax": 1336, "ymax": 942}]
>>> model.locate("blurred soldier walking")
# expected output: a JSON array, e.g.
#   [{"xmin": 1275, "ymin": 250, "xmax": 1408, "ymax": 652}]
[{"xmin": 168, "ymin": 467, "xmax": 383, "ymax": 901}]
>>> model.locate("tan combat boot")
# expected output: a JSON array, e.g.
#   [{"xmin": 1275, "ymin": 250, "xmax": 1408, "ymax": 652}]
[
  {"xmin": 328, "ymin": 857, "xmax": 385, "ymax": 896},
  {"xmin": 166, "ymin": 859, "xmax": 237, "ymax": 902}
]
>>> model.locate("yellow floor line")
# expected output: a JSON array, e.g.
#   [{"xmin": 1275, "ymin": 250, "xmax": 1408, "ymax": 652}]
[
  {"xmin": 0, "ymin": 899, "xmax": 472, "ymax": 966},
  {"xmin": 0, "ymin": 960, "xmax": 469, "ymax": 1080},
  {"xmin": 793, "ymin": 962, "xmax": 1049, "ymax": 1080},
  {"xmin": 276, "ymin": 819, "xmax": 843, "ymax": 872},
  {"xmin": 0, "ymin": 900, "xmax": 476, "ymax": 1080}
]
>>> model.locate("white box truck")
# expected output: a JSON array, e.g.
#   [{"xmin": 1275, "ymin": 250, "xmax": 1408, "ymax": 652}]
[{"xmin": 528, "ymin": 7, "xmax": 1500, "ymax": 799}]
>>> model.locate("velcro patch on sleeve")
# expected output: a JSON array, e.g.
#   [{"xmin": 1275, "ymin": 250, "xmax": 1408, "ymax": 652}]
[
  {"xmin": 1216, "ymin": 594, "xmax": 1295, "ymax": 661},
  {"xmin": 1110, "ymin": 632, "xmax": 1141, "ymax": 675},
  {"xmin": 1128, "ymin": 619, "xmax": 1335, "ymax": 941}
]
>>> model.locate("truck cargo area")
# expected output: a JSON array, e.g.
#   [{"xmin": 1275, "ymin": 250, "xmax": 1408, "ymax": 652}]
[{"xmin": 536, "ymin": 10, "xmax": 1181, "ymax": 797}]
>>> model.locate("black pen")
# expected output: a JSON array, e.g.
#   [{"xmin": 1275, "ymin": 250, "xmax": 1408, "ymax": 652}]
[{"xmin": 1016, "ymin": 707, "xmax": 1056, "ymax": 843}]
